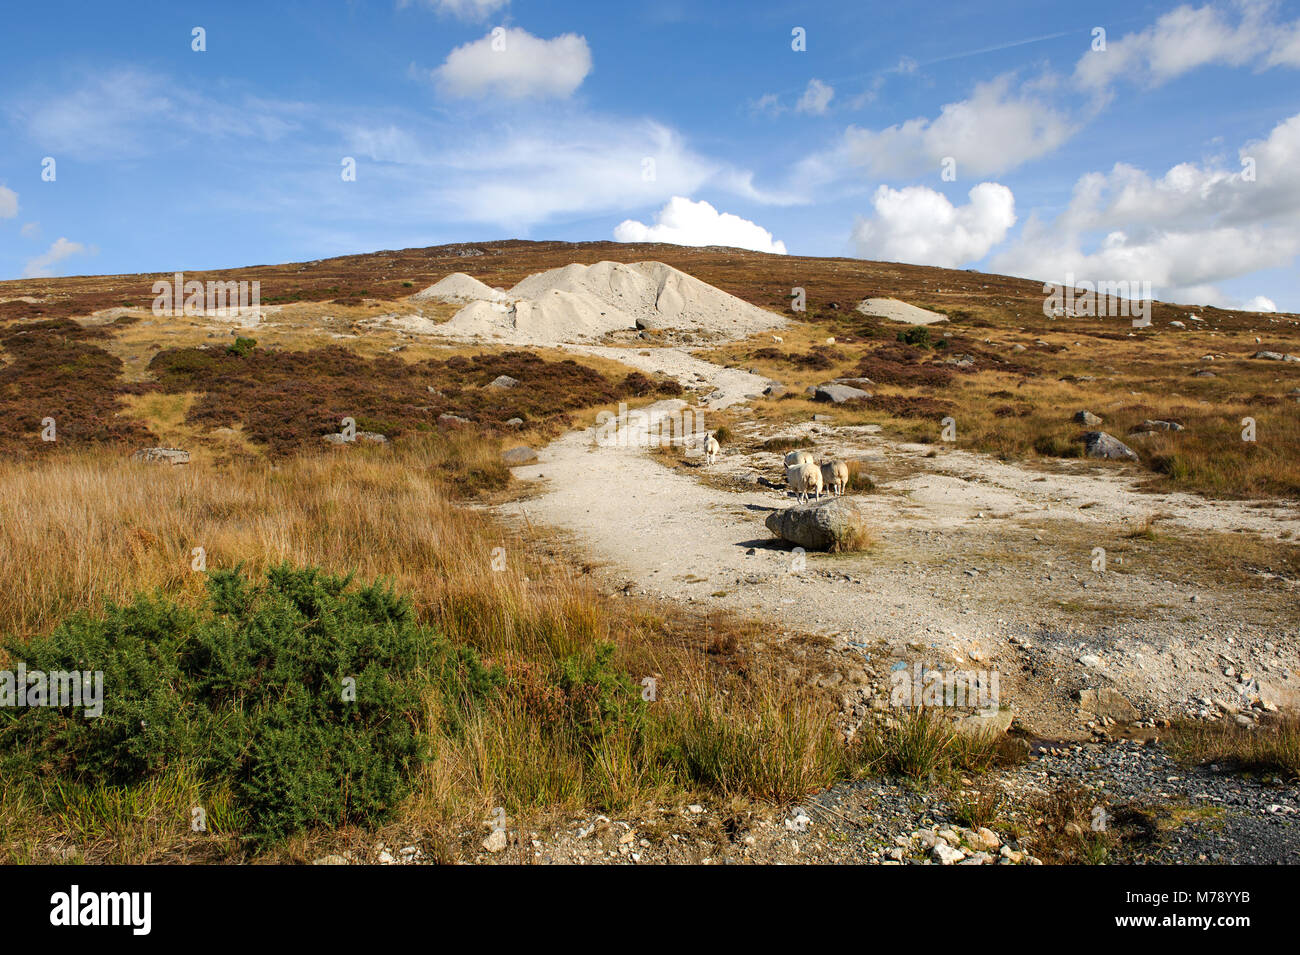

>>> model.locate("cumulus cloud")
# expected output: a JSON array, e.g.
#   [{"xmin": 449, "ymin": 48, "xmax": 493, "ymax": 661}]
[
  {"xmin": 799, "ymin": 74, "xmax": 1075, "ymax": 184},
  {"xmin": 990, "ymin": 111, "xmax": 1300, "ymax": 304},
  {"xmin": 1073, "ymin": 1, "xmax": 1300, "ymax": 93},
  {"xmin": 23, "ymin": 237, "xmax": 88, "ymax": 278},
  {"xmin": 1245, "ymin": 295, "xmax": 1277, "ymax": 312},
  {"xmin": 0, "ymin": 185, "xmax": 16, "ymax": 219},
  {"xmin": 851, "ymin": 182, "xmax": 1016, "ymax": 268},
  {"xmin": 434, "ymin": 28, "xmax": 592, "ymax": 100},
  {"xmin": 796, "ymin": 79, "xmax": 834, "ymax": 115},
  {"xmin": 614, "ymin": 196, "xmax": 787, "ymax": 253}
]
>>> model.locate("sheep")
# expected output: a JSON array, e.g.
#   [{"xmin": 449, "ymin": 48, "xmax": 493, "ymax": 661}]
[
  {"xmin": 703, "ymin": 431, "xmax": 720, "ymax": 466},
  {"xmin": 783, "ymin": 449, "xmax": 816, "ymax": 469},
  {"xmin": 772, "ymin": 335, "xmax": 784, "ymax": 343},
  {"xmin": 785, "ymin": 462, "xmax": 823, "ymax": 503},
  {"xmin": 820, "ymin": 459, "xmax": 849, "ymax": 496}
]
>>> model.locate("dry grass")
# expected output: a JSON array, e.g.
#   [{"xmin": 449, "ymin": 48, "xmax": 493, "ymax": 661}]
[
  {"xmin": 1164, "ymin": 716, "xmax": 1300, "ymax": 780},
  {"xmin": 0, "ymin": 443, "xmax": 866, "ymax": 861}
]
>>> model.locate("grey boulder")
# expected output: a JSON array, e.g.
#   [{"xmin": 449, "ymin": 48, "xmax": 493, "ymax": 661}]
[
  {"xmin": 765, "ymin": 498, "xmax": 870, "ymax": 552},
  {"xmin": 501, "ymin": 446, "xmax": 538, "ymax": 466},
  {"xmin": 812, "ymin": 383, "xmax": 871, "ymax": 404},
  {"xmin": 1082, "ymin": 431, "xmax": 1138, "ymax": 461}
]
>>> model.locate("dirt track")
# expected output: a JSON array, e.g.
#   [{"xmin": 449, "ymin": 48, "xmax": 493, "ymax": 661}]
[{"xmin": 501, "ymin": 345, "xmax": 1300, "ymax": 736}]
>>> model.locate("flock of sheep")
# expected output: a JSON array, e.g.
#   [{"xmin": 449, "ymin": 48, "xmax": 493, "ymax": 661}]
[
  {"xmin": 783, "ymin": 449, "xmax": 849, "ymax": 502},
  {"xmin": 701, "ymin": 432, "xmax": 849, "ymax": 503}
]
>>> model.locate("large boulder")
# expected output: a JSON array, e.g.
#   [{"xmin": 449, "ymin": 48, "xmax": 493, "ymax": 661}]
[
  {"xmin": 501, "ymin": 446, "xmax": 538, "ymax": 466},
  {"xmin": 812, "ymin": 383, "xmax": 871, "ymax": 404},
  {"xmin": 1082, "ymin": 431, "xmax": 1138, "ymax": 461},
  {"xmin": 765, "ymin": 498, "xmax": 871, "ymax": 552}
]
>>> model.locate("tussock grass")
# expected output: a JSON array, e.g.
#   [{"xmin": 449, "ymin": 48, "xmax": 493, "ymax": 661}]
[{"xmin": 1164, "ymin": 716, "xmax": 1300, "ymax": 780}]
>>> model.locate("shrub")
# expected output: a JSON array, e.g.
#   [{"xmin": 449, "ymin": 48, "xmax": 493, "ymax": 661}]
[
  {"xmin": 226, "ymin": 337, "xmax": 257, "ymax": 357},
  {"xmin": 0, "ymin": 564, "xmax": 499, "ymax": 843},
  {"xmin": 896, "ymin": 326, "xmax": 931, "ymax": 348}
]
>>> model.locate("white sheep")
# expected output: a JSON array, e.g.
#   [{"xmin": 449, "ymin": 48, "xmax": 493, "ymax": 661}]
[
  {"xmin": 785, "ymin": 462, "xmax": 823, "ymax": 503},
  {"xmin": 820, "ymin": 460, "xmax": 849, "ymax": 496},
  {"xmin": 772, "ymin": 335, "xmax": 784, "ymax": 343},
  {"xmin": 703, "ymin": 431, "xmax": 720, "ymax": 466},
  {"xmin": 783, "ymin": 449, "xmax": 815, "ymax": 469}
]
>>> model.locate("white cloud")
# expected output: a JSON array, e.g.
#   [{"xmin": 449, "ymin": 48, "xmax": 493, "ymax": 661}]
[
  {"xmin": 851, "ymin": 182, "xmax": 1016, "ymax": 268},
  {"xmin": 1073, "ymin": 1, "xmax": 1300, "ymax": 92},
  {"xmin": 990, "ymin": 111, "xmax": 1300, "ymax": 304},
  {"xmin": 434, "ymin": 28, "xmax": 592, "ymax": 100},
  {"xmin": 0, "ymin": 185, "xmax": 16, "ymax": 219},
  {"xmin": 402, "ymin": 0, "xmax": 509, "ymax": 20},
  {"xmin": 614, "ymin": 196, "xmax": 787, "ymax": 253},
  {"xmin": 23, "ymin": 237, "xmax": 88, "ymax": 278},
  {"xmin": 1245, "ymin": 295, "xmax": 1277, "ymax": 312},
  {"xmin": 6, "ymin": 70, "xmax": 302, "ymax": 160},
  {"xmin": 20, "ymin": 222, "xmax": 39, "ymax": 239},
  {"xmin": 799, "ymin": 74, "xmax": 1075, "ymax": 184},
  {"xmin": 796, "ymin": 79, "xmax": 834, "ymax": 115}
]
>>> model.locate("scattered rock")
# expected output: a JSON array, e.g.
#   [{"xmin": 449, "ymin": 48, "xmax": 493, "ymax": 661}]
[
  {"xmin": 1073, "ymin": 410, "xmax": 1103, "ymax": 427},
  {"xmin": 812, "ymin": 383, "xmax": 871, "ymax": 404},
  {"xmin": 488, "ymin": 374, "xmax": 519, "ymax": 389},
  {"xmin": 482, "ymin": 829, "xmax": 508, "ymax": 853}
]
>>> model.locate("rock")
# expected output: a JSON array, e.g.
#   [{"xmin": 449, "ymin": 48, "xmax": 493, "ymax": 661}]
[
  {"xmin": 506, "ymin": 417, "xmax": 524, "ymax": 427},
  {"xmin": 482, "ymin": 829, "xmax": 508, "ymax": 853},
  {"xmin": 131, "ymin": 447, "xmax": 190, "ymax": 465},
  {"xmin": 438, "ymin": 413, "xmax": 472, "ymax": 427},
  {"xmin": 975, "ymin": 827, "xmax": 1001, "ymax": 850},
  {"xmin": 312, "ymin": 854, "xmax": 348, "ymax": 865},
  {"xmin": 1136, "ymin": 419, "xmax": 1184, "ymax": 432},
  {"xmin": 1252, "ymin": 350, "xmax": 1299, "ymax": 362},
  {"xmin": 832, "ymin": 377, "xmax": 875, "ymax": 388},
  {"xmin": 1077, "ymin": 687, "xmax": 1138, "ymax": 722},
  {"xmin": 954, "ymin": 707, "xmax": 1013, "ymax": 736},
  {"xmin": 812, "ymin": 383, "xmax": 871, "ymax": 404},
  {"xmin": 932, "ymin": 843, "xmax": 965, "ymax": 865},
  {"xmin": 765, "ymin": 498, "xmax": 871, "ymax": 552},
  {"xmin": 1073, "ymin": 410, "xmax": 1103, "ymax": 426},
  {"xmin": 322, "ymin": 431, "xmax": 387, "ymax": 445},
  {"xmin": 488, "ymin": 374, "xmax": 519, "ymax": 389},
  {"xmin": 501, "ymin": 446, "xmax": 538, "ymax": 466},
  {"xmin": 1082, "ymin": 431, "xmax": 1139, "ymax": 462},
  {"xmin": 763, "ymin": 382, "xmax": 787, "ymax": 398},
  {"xmin": 1169, "ymin": 320, "xmax": 1185, "ymax": 328},
  {"xmin": 959, "ymin": 852, "xmax": 992, "ymax": 865},
  {"xmin": 1193, "ymin": 370, "xmax": 1216, "ymax": 377}
]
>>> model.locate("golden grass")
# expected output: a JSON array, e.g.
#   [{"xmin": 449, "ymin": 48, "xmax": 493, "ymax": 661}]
[{"xmin": 0, "ymin": 440, "xmax": 869, "ymax": 861}]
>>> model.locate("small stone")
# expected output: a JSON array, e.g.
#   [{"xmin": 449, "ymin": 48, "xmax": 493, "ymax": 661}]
[{"xmin": 482, "ymin": 829, "xmax": 508, "ymax": 853}]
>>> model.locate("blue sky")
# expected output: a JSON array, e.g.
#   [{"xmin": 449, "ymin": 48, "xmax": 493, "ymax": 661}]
[{"xmin": 1, "ymin": 0, "xmax": 1298, "ymax": 310}]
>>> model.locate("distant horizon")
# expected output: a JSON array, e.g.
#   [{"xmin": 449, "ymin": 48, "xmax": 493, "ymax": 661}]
[
  {"xmin": 2, "ymin": 0, "xmax": 1299, "ymax": 310},
  {"xmin": 6, "ymin": 237, "xmax": 1291, "ymax": 317}
]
